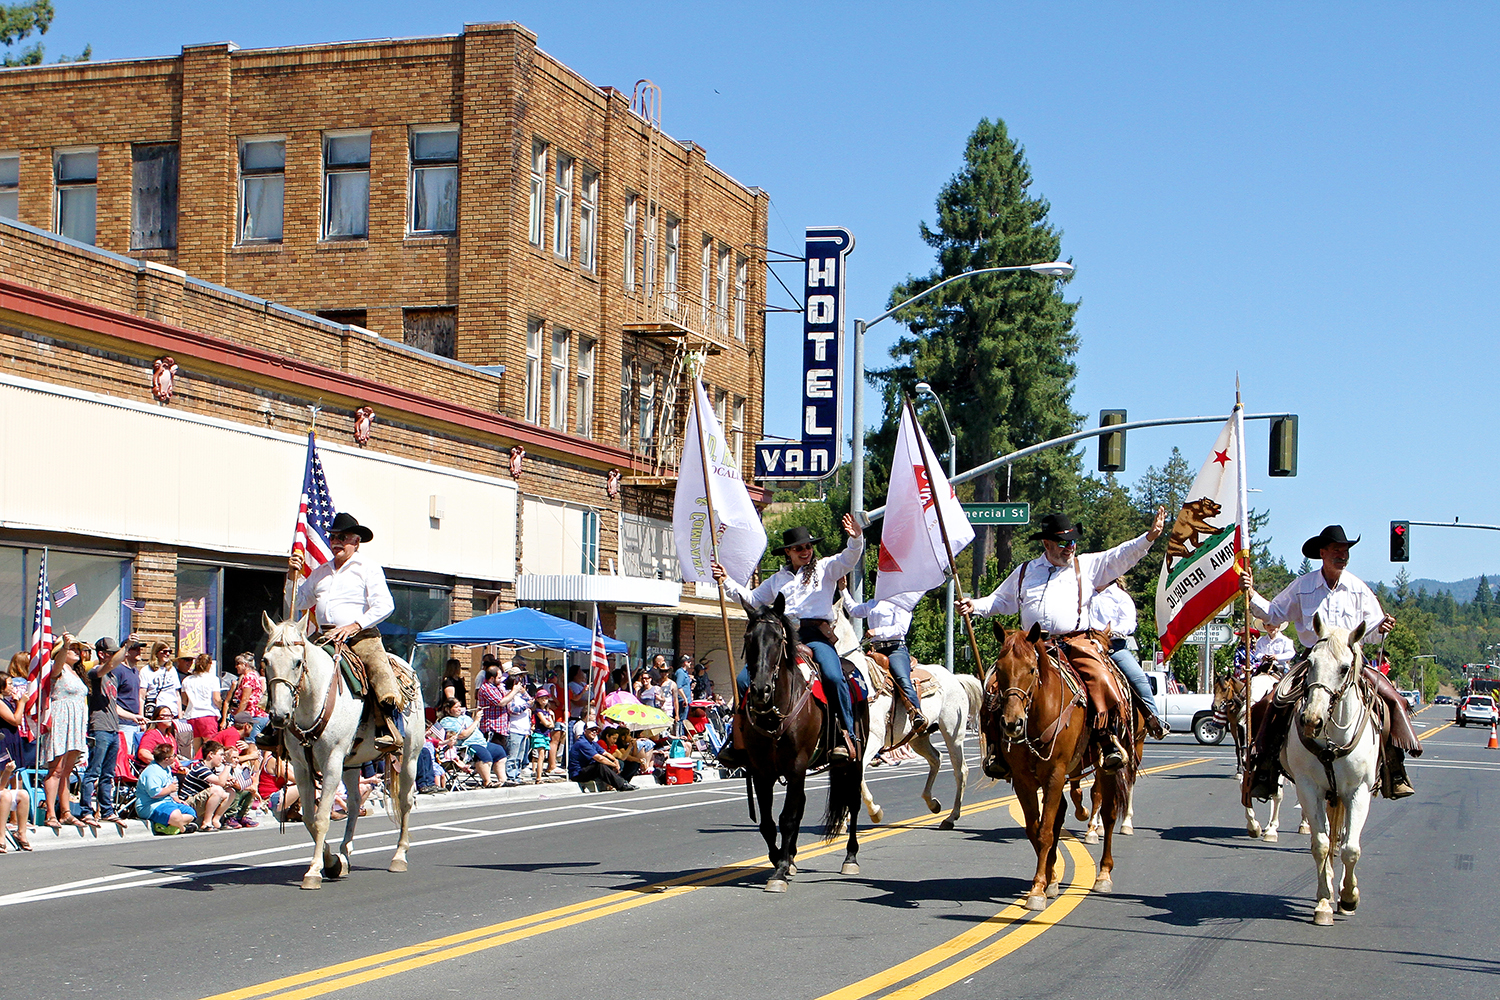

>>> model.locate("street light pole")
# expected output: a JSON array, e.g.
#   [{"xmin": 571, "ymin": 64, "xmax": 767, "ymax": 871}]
[
  {"xmin": 915, "ymin": 381, "xmax": 957, "ymax": 673},
  {"xmin": 848, "ymin": 261, "xmax": 1074, "ymax": 610}
]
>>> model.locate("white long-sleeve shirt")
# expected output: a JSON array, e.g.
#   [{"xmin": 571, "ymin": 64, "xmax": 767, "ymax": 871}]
[
  {"xmin": 1248, "ymin": 568, "xmax": 1384, "ymax": 649},
  {"xmin": 1253, "ymin": 631, "xmax": 1297, "ymax": 665},
  {"xmin": 721, "ymin": 535, "xmax": 865, "ymax": 621},
  {"xmin": 1090, "ymin": 582, "xmax": 1137, "ymax": 636},
  {"xmin": 970, "ymin": 532, "xmax": 1155, "ymax": 634},
  {"xmin": 844, "ymin": 590, "xmax": 920, "ymax": 642},
  {"xmin": 294, "ymin": 551, "xmax": 395, "ymax": 631}
]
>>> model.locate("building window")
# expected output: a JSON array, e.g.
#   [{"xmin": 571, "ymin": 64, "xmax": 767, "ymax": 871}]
[
  {"xmin": 578, "ymin": 169, "xmax": 598, "ymax": 271},
  {"xmin": 239, "ymin": 138, "xmax": 285, "ymax": 244},
  {"xmin": 54, "ymin": 147, "xmax": 97, "ymax": 245},
  {"xmin": 576, "ymin": 337, "xmax": 596, "ymax": 438},
  {"xmin": 700, "ymin": 235, "xmax": 713, "ymax": 328},
  {"xmin": 529, "ymin": 139, "xmax": 546, "ymax": 247},
  {"xmin": 733, "ymin": 396, "xmax": 746, "ymax": 468},
  {"xmin": 714, "ymin": 387, "xmax": 728, "ymax": 435},
  {"xmin": 552, "ymin": 152, "xmax": 573, "ymax": 259},
  {"xmin": 716, "ymin": 245, "xmax": 732, "ymax": 339},
  {"xmin": 644, "ymin": 204, "xmax": 658, "ymax": 301},
  {"xmin": 549, "ymin": 328, "xmax": 570, "ymax": 432},
  {"xmin": 324, "ymin": 132, "xmax": 371, "ymax": 240},
  {"xmin": 581, "ymin": 510, "xmax": 600, "ymax": 575},
  {"xmin": 637, "ymin": 362, "xmax": 656, "ymax": 456},
  {"xmin": 130, "ymin": 143, "xmax": 179, "ymax": 250},
  {"xmin": 734, "ymin": 254, "xmax": 748, "ymax": 342},
  {"xmin": 623, "ymin": 192, "xmax": 638, "ymax": 293},
  {"xmin": 0, "ymin": 153, "xmax": 19, "ymax": 221},
  {"xmin": 664, "ymin": 215, "xmax": 679, "ymax": 313},
  {"xmin": 410, "ymin": 126, "xmax": 458, "ymax": 234},
  {"xmin": 525, "ymin": 319, "xmax": 543, "ymax": 424},
  {"xmin": 402, "ymin": 307, "xmax": 456, "ymax": 359},
  {"xmin": 620, "ymin": 357, "xmax": 634, "ymax": 449}
]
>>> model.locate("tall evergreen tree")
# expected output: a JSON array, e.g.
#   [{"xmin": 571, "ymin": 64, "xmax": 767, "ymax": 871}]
[
  {"xmin": 1475, "ymin": 575, "xmax": 1493, "ymax": 618},
  {"xmin": 870, "ymin": 118, "xmax": 1081, "ymax": 592}
]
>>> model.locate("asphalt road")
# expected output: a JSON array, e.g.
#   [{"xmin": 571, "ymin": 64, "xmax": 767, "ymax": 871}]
[{"xmin": 4, "ymin": 704, "xmax": 1494, "ymax": 1000}]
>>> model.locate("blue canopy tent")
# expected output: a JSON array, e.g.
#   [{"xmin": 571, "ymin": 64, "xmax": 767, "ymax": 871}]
[{"xmin": 415, "ymin": 607, "xmax": 627, "ymax": 653}]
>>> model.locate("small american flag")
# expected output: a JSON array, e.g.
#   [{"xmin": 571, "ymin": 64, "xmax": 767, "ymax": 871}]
[
  {"xmin": 589, "ymin": 603, "xmax": 609, "ymax": 722},
  {"xmin": 1165, "ymin": 674, "xmax": 1185, "ymax": 695},
  {"xmin": 292, "ymin": 431, "xmax": 337, "ymax": 578},
  {"xmin": 54, "ymin": 583, "xmax": 78, "ymax": 607},
  {"xmin": 121, "ymin": 598, "xmax": 147, "ymax": 614},
  {"xmin": 20, "ymin": 550, "xmax": 53, "ymax": 738}
]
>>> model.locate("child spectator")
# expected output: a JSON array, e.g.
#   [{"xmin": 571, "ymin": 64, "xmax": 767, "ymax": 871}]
[
  {"xmin": 179, "ymin": 741, "xmax": 232, "ymax": 830},
  {"xmin": 136, "ymin": 742, "xmax": 197, "ymax": 834}
]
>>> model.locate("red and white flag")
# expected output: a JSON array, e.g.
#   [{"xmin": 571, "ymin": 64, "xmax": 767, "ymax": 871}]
[
  {"xmin": 589, "ymin": 603, "xmax": 609, "ymax": 722},
  {"xmin": 20, "ymin": 549, "xmax": 53, "ymax": 739},
  {"xmin": 874, "ymin": 401, "xmax": 975, "ymax": 602}
]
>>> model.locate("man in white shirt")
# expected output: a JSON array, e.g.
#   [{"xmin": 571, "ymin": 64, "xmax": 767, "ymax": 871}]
[
  {"xmin": 1091, "ymin": 579, "xmax": 1168, "ymax": 737},
  {"xmin": 844, "ymin": 589, "xmax": 926, "ymax": 735},
  {"xmin": 286, "ymin": 512, "xmax": 403, "ymax": 753},
  {"xmin": 960, "ymin": 509, "xmax": 1167, "ymax": 772},
  {"xmin": 1242, "ymin": 524, "xmax": 1419, "ymax": 800}
]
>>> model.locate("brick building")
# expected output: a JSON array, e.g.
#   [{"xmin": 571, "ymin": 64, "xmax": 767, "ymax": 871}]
[{"xmin": 0, "ymin": 22, "xmax": 768, "ymax": 698}]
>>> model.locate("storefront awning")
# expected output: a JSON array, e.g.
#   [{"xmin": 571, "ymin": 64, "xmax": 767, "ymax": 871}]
[{"xmin": 515, "ymin": 574, "xmax": 680, "ymax": 607}]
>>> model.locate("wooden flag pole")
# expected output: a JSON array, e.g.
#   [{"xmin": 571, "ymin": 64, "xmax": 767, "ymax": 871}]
[
  {"xmin": 905, "ymin": 397, "xmax": 986, "ymax": 673},
  {"xmin": 1234, "ymin": 383, "xmax": 1255, "ymax": 762},
  {"xmin": 691, "ymin": 378, "xmax": 740, "ymax": 713}
]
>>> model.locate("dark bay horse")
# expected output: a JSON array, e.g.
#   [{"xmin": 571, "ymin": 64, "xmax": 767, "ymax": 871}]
[
  {"xmin": 980, "ymin": 623, "xmax": 1118, "ymax": 909},
  {"xmin": 740, "ymin": 595, "xmax": 865, "ymax": 892}
]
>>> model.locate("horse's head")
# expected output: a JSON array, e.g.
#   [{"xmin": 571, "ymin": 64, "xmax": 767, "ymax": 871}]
[
  {"xmin": 1301, "ymin": 613, "xmax": 1365, "ymax": 739},
  {"xmin": 742, "ymin": 594, "xmax": 795, "ymax": 712},
  {"xmin": 1212, "ymin": 670, "xmax": 1244, "ymax": 716},
  {"xmin": 261, "ymin": 610, "xmax": 313, "ymax": 727},
  {"xmin": 988, "ymin": 621, "xmax": 1046, "ymax": 741}
]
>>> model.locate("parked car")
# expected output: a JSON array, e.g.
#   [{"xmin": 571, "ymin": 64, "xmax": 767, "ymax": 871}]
[
  {"xmin": 1432, "ymin": 695, "xmax": 1454, "ymax": 706},
  {"xmin": 1456, "ymin": 695, "xmax": 1498, "ymax": 727},
  {"xmin": 1398, "ymin": 689, "xmax": 1420, "ymax": 711},
  {"xmin": 1144, "ymin": 670, "xmax": 1221, "ymax": 744}
]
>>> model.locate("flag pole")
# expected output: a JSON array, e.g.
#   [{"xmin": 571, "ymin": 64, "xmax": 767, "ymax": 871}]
[
  {"xmin": 905, "ymin": 397, "xmax": 985, "ymax": 674},
  {"xmin": 1234, "ymin": 381, "xmax": 1254, "ymax": 761},
  {"xmin": 690, "ymin": 377, "xmax": 740, "ymax": 713}
]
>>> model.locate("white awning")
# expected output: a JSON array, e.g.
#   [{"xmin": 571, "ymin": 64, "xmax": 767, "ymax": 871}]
[{"xmin": 515, "ymin": 574, "xmax": 681, "ymax": 607}]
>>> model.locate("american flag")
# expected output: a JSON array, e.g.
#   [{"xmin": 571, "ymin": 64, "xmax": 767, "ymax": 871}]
[
  {"xmin": 589, "ymin": 603, "xmax": 609, "ymax": 722},
  {"xmin": 20, "ymin": 549, "xmax": 53, "ymax": 738},
  {"xmin": 1165, "ymin": 673, "xmax": 1185, "ymax": 695},
  {"xmin": 292, "ymin": 431, "xmax": 337, "ymax": 578},
  {"xmin": 121, "ymin": 598, "xmax": 146, "ymax": 614}
]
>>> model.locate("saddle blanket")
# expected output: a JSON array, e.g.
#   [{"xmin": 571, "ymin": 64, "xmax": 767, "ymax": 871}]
[{"xmin": 800, "ymin": 661, "xmax": 868, "ymax": 706}]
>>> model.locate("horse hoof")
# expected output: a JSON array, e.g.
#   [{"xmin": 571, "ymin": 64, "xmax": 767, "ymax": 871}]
[
  {"xmin": 841, "ymin": 862, "xmax": 860, "ymax": 876},
  {"xmin": 871, "ymin": 807, "xmax": 884, "ymax": 825},
  {"xmin": 1025, "ymin": 894, "xmax": 1047, "ymax": 911},
  {"xmin": 1314, "ymin": 909, "xmax": 1334, "ymax": 926},
  {"xmin": 300, "ymin": 875, "xmax": 322, "ymax": 890},
  {"xmin": 1093, "ymin": 877, "xmax": 1113, "ymax": 894},
  {"xmin": 388, "ymin": 858, "xmax": 408, "ymax": 873},
  {"xmin": 1045, "ymin": 881, "xmax": 1061, "ymax": 899},
  {"xmin": 786, "ymin": 862, "xmax": 797, "ymax": 877},
  {"xmin": 1120, "ymin": 822, "xmax": 1133, "ymax": 836},
  {"xmin": 1084, "ymin": 830, "xmax": 1099, "ymax": 845},
  {"xmin": 1263, "ymin": 831, "xmax": 1278, "ymax": 843},
  {"xmin": 1340, "ymin": 893, "xmax": 1358, "ymax": 913},
  {"xmin": 1247, "ymin": 824, "xmax": 1262, "ymax": 839},
  {"xmin": 765, "ymin": 879, "xmax": 788, "ymax": 893},
  {"xmin": 1073, "ymin": 805, "xmax": 1088, "ymax": 821},
  {"xmin": 938, "ymin": 819, "xmax": 955, "ymax": 831},
  {"xmin": 928, "ymin": 800, "xmax": 941, "ymax": 814},
  {"xmin": 1298, "ymin": 821, "xmax": 1311, "ymax": 835}
]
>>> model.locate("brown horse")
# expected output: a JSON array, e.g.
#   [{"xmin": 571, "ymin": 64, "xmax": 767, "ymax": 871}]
[
  {"xmin": 980, "ymin": 623, "xmax": 1122, "ymax": 909},
  {"xmin": 740, "ymin": 595, "xmax": 865, "ymax": 892}
]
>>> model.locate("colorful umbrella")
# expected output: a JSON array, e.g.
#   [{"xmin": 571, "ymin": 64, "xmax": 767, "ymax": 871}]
[{"xmin": 602, "ymin": 702, "xmax": 673, "ymax": 732}]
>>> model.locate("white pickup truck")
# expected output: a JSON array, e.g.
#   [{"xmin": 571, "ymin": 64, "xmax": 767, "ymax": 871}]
[{"xmin": 1144, "ymin": 670, "xmax": 1223, "ymax": 745}]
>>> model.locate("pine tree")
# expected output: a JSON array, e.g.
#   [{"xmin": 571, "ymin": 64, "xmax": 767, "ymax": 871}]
[
  {"xmin": 1475, "ymin": 575, "xmax": 1493, "ymax": 619},
  {"xmin": 870, "ymin": 118, "xmax": 1080, "ymax": 593},
  {"xmin": 1, "ymin": 2, "xmax": 88, "ymax": 66}
]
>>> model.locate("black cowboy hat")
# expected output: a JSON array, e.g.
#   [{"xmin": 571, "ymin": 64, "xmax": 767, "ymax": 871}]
[
  {"xmin": 1030, "ymin": 513, "xmax": 1081, "ymax": 543},
  {"xmin": 328, "ymin": 512, "xmax": 374, "ymax": 542},
  {"xmin": 774, "ymin": 524, "xmax": 822, "ymax": 554},
  {"xmin": 1302, "ymin": 524, "xmax": 1359, "ymax": 560}
]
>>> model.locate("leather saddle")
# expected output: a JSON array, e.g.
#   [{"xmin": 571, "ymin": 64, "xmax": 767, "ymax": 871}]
[{"xmin": 864, "ymin": 651, "xmax": 939, "ymax": 700}]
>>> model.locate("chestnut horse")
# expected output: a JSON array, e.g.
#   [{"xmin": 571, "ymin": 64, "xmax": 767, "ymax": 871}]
[
  {"xmin": 740, "ymin": 595, "xmax": 866, "ymax": 892},
  {"xmin": 980, "ymin": 623, "xmax": 1121, "ymax": 909}
]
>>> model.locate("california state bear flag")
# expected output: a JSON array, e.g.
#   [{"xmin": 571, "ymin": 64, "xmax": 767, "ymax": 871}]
[
  {"xmin": 1155, "ymin": 403, "xmax": 1250, "ymax": 659},
  {"xmin": 874, "ymin": 401, "xmax": 975, "ymax": 601}
]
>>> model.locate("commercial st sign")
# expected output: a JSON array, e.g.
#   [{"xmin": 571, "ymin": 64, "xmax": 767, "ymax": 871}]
[
  {"xmin": 754, "ymin": 226, "xmax": 854, "ymax": 480},
  {"xmin": 961, "ymin": 503, "xmax": 1031, "ymax": 525}
]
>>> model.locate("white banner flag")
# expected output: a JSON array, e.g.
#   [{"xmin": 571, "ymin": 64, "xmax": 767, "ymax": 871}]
[
  {"xmin": 674, "ymin": 378, "xmax": 767, "ymax": 585},
  {"xmin": 874, "ymin": 403, "xmax": 975, "ymax": 601}
]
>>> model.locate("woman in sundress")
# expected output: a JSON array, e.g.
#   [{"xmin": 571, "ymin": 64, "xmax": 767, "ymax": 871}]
[{"xmin": 41, "ymin": 634, "xmax": 90, "ymax": 831}]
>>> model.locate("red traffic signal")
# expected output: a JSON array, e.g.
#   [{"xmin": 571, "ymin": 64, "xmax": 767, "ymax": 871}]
[{"xmin": 1390, "ymin": 520, "xmax": 1410, "ymax": 562}]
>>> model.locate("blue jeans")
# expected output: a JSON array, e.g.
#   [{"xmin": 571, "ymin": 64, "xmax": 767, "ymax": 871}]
[
  {"xmin": 736, "ymin": 630, "xmax": 854, "ymax": 733},
  {"xmin": 505, "ymin": 731, "xmax": 529, "ymax": 780},
  {"xmin": 1109, "ymin": 641, "xmax": 1160, "ymax": 718},
  {"xmin": 81, "ymin": 730, "xmax": 119, "ymax": 818},
  {"xmin": 882, "ymin": 643, "xmax": 923, "ymax": 719},
  {"xmin": 416, "ymin": 745, "xmax": 438, "ymax": 788}
]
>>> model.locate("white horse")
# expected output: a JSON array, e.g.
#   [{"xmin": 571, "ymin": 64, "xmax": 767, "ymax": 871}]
[
  {"xmin": 1283, "ymin": 616, "xmax": 1381, "ymax": 926},
  {"xmin": 262, "ymin": 613, "xmax": 424, "ymax": 890},
  {"xmin": 1225, "ymin": 672, "xmax": 1296, "ymax": 841}
]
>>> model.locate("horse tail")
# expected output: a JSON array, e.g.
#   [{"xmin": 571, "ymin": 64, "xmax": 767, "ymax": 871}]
[
  {"xmin": 822, "ymin": 761, "xmax": 862, "ymax": 842},
  {"xmin": 957, "ymin": 672, "xmax": 984, "ymax": 724}
]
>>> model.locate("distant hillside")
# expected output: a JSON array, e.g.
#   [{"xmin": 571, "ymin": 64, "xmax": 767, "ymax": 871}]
[{"xmin": 1367, "ymin": 574, "xmax": 1500, "ymax": 602}]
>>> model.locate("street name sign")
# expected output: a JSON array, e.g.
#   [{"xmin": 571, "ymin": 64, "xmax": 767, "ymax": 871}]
[{"xmin": 961, "ymin": 503, "xmax": 1031, "ymax": 525}]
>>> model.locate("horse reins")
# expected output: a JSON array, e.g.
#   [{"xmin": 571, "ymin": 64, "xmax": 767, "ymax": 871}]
[
  {"xmin": 745, "ymin": 616, "xmax": 814, "ymax": 739},
  {"xmin": 1297, "ymin": 636, "xmax": 1377, "ymax": 802},
  {"xmin": 265, "ymin": 632, "xmax": 341, "ymax": 749}
]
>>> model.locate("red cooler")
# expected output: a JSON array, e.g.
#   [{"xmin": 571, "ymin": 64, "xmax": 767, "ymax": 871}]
[{"xmin": 666, "ymin": 758, "xmax": 697, "ymax": 784}]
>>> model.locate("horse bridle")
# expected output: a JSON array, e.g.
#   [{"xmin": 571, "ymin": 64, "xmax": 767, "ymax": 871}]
[
  {"xmin": 1304, "ymin": 635, "xmax": 1361, "ymax": 703},
  {"xmin": 745, "ymin": 614, "xmax": 811, "ymax": 737},
  {"xmin": 264, "ymin": 630, "xmax": 339, "ymax": 746}
]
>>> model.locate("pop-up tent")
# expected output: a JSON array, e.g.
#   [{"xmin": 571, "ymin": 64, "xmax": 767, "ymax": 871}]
[{"xmin": 415, "ymin": 606, "xmax": 626, "ymax": 653}]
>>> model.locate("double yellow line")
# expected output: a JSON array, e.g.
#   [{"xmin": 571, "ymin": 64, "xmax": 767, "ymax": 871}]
[{"xmin": 202, "ymin": 758, "xmax": 1207, "ymax": 1000}]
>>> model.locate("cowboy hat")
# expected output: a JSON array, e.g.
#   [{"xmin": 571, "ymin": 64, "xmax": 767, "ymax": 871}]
[
  {"xmin": 1302, "ymin": 524, "xmax": 1359, "ymax": 559},
  {"xmin": 1030, "ymin": 513, "xmax": 1081, "ymax": 543},
  {"xmin": 328, "ymin": 512, "xmax": 374, "ymax": 542},
  {"xmin": 774, "ymin": 524, "xmax": 821, "ymax": 554}
]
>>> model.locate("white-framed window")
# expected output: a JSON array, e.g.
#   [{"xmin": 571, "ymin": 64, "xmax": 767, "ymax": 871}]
[
  {"xmin": 700, "ymin": 235, "xmax": 713, "ymax": 328},
  {"xmin": 578, "ymin": 169, "xmax": 598, "ymax": 271},
  {"xmin": 581, "ymin": 510, "xmax": 600, "ymax": 575},
  {"xmin": 644, "ymin": 203, "xmax": 657, "ymax": 300},
  {"xmin": 528, "ymin": 139, "xmax": 547, "ymax": 247},
  {"xmin": 0, "ymin": 153, "xmax": 19, "ymax": 221},
  {"xmin": 716, "ymin": 245, "xmax": 732, "ymax": 339},
  {"xmin": 620, "ymin": 357, "xmax": 634, "ymax": 448},
  {"xmin": 637, "ymin": 361, "xmax": 656, "ymax": 456},
  {"xmin": 525, "ymin": 318, "xmax": 543, "ymax": 424},
  {"xmin": 623, "ymin": 192, "xmax": 638, "ymax": 293},
  {"xmin": 409, "ymin": 126, "xmax": 458, "ymax": 234},
  {"xmin": 552, "ymin": 152, "xmax": 572, "ymax": 259},
  {"xmin": 239, "ymin": 137, "xmax": 285, "ymax": 244},
  {"xmin": 576, "ymin": 337, "xmax": 596, "ymax": 438},
  {"xmin": 54, "ymin": 147, "xmax": 98, "ymax": 244},
  {"xmin": 714, "ymin": 387, "xmax": 728, "ymax": 435},
  {"xmin": 323, "ymin": 132, "xmax": 371, "ymax": 240},
  {"xmin": 549, "ymin": 328, "xmax": 570, "ymax": 432},
  {"xmin": 733, "ymin": 396, "xmax": 746, "ymax": 468},
  {"xmin": 734, "ymin": 254, "xmax": 748, "ymax": 342},
  {"xmin": 664, "ymin": 215, "xmax": 680, "ymax": 312}
]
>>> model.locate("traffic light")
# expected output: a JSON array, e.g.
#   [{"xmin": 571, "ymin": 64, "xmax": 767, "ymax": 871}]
[
  {"xmin": 1269, "ymin": 415, "xmax": 1298, "ymax": 477},
  {"xmin": 1098, "ymin": 409, "xmax": 1126, "ymax": 473},
  {"xmin": 1390, "ymin": 520, "xmax": 1410, "ymax": 562}
]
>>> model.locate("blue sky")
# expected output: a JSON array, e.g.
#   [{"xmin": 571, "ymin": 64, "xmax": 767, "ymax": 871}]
[{"xmin": 27, "ymin": 2, "xmax": 1500, "ymax": 585}]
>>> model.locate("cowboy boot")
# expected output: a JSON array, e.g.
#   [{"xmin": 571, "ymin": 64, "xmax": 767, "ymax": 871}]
[
  {"xmin": 255, "ymin": 724, "xmax": 283, "ymax": 750},
  {"xmin": 1101, "ymin": 732, "xmax": 1128, "ymax": 772},
  {"xmin": 981, "ymin": 737, "xmax": 1011, "ymax": 781},
  {"xmin": 1385, "ymin": 746, "xmax": 1415, "ymax": 800},
  {"xmin": 373, "ymin": 705, "xmax": 404, "ymax": 755},
  {"xmin": 714, "ymin": 706, "xmax": 750, "ymax": 770}
]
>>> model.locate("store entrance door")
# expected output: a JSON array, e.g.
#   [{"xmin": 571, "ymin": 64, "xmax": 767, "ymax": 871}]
[{"xmin": 222, "ymin": 567, "xmax": 285, "ymax": 662}]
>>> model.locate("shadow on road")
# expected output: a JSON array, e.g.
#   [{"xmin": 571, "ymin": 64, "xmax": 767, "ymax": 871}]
[{"xmin": 847, "ymin": 873, "xmax": 1033, "ymax": 913}]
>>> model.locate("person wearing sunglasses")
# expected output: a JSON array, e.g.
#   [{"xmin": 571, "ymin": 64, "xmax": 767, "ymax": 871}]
[{"xmin": 959, "ymin": 509, "xmax": 1167, "ymax": 775}]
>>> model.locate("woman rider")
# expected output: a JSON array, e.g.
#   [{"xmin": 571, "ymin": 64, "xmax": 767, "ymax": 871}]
[{"xmin": 712, "ymin": 514, "xmax": 865, "ymax": 763}]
